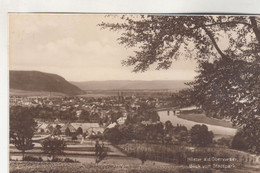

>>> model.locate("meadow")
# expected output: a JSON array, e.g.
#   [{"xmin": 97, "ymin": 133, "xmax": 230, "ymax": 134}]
[{"xmin": 9, "ymin": 161, "xmax": 215, "ymax": 173}]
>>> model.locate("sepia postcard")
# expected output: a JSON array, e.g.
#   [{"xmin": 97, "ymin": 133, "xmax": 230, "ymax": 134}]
[{"xmin": 8, "ymin": 12, "xmax": 260, "ymax": 173}]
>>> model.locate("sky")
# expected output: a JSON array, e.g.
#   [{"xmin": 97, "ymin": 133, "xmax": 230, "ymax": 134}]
[{"xmin": 9, "ymin": 14, "xmax": 198, "ymax": 81}]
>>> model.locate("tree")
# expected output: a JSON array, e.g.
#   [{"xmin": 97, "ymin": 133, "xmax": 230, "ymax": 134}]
[
  {"xmin": 65, "ymin": 127, "xmax": 71, "ymax": 136},
  {"xmin": 100, "ymin": 15, "xmax": 260, "ymax": 154},
  {"xmin": 60, "ymin": 110, "xmax": 77, "ymax": 121},
  {"xmin": 71, "ymin": 134, "xmax": 78, "ymax": 140},
  {"xmin": 110, "ymin": 111, "xmax": 121, "ymax": 124},
  {"xmin": 164, "ymin": 134, "xmax": 172, "ymax": 144},
  {"xmin": 41, "ymin": 137, "xmax": 66, "ymax": 161},
  {"xmin": 95, "ymin": 140, "xmax": 107, "ymax": 164},
  {"xmin": 164, "ymin": 120, "xmax": 174, "ymax": 134},
  {"xmin": 174, "ymin": 125, "xmax": 188, "ymax": 134},
  {"xmin": 170, "ymin": 89, "xmax": 194, "ymax": 108},
  {"xmin": 79, "ymin": 110, "xmax": 90, "ymax": 122},
  {"xmin": 132, "ymin": 123, "xmax": 147, "ymax": 141},
  {"xmin": 118, "ymin": 124, "xmax": 134, "ymax": 140},
  {"xmin": 135, "ymin": 108, "xmax": 160, "ymax": 123},
  {"xmin": 146, "ymin": 122, "xmax": 164, "ymax": 141},
  {"xmin": 76, "ymin": 127, "xmax": 83, "ymax": 135},
  {"xmin": 52, "ymin": 128, "xmax": 62, "ymax": 136},
  {"xmin": 52, "ymin": 125, "xmax": 62, "ymax": 136},
  {"xmin": 190, "ymin": 124, "xmax": 214, "ymax": 147},
  {"xmin": 103, "ymin": 126, "xmax": 122, "ymax": 144},
  {"xmin": 231, "ymin": 130, "xmax": 249, "ymax": 151},
  {"xmin": 10, "ymin": 106, "xmax": 37, "ymax": 160},
  {"xmin": 100, "ymin": 16, "xmax": 259, "ymax": 72}
]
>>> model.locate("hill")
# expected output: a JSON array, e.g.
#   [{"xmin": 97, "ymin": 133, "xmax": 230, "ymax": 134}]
[
  {"xmin": 71, "ymin": 80, "xmax": 191, "ymax": 91},
  {"xmin": 10, "ymin": 71, "xmax": 84, "ymax": 95}
]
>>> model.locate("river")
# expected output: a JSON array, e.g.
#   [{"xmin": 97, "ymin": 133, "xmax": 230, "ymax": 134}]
[{"xmin": 158, "ymin": 110, "xmax": 237, "ymax": 136}]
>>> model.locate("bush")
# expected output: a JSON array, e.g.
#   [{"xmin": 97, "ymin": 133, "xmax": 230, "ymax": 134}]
[
  {"xmin": 174, "ymin": 125, "xmax": 188, "ymax": 133},
  {"xmin": 139, "ymin": 151, "xmax": 147, "ymax": 164},
  {"xmin": 64, "ymin": 158, "xmax": 79, "ymax": 163},
  {"xmin": 119, "ymin": 142, "xmax": 246, "ymax": 168},
  {"xmin": 216, "ymin": 137, "xmax": 231, "ymax": 147},
  {"xmin": 23, "ymin": 155, "xmax": 43, "ymax": 162},
  {"xmin": 48, "ymin": 157, "xmax": 63, "ymax": 162},
  {"xmin": 89, "ymin": 134, "xmax": 104, "ymax": 140}
]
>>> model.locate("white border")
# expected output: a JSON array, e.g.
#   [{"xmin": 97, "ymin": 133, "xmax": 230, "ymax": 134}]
[
  {"xmin": 6, "ymin": 0, "xmax": 260, "ymax": 14},
  {"xmin": 2, "ymin": 0, "xmax": 260, "ymax": 172}
]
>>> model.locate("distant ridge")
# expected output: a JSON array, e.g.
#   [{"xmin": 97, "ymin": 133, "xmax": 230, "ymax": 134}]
[
  {"xmin": 71, "ymin": 80, "xmax": 191, "ymax": 91},
  {"xmin": 10, "ymin": 71, "xmax": 84, "ymax": 95}
]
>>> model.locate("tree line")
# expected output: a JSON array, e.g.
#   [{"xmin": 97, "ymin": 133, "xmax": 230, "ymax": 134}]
[{"xmin": 100, "ymin": 15, "xmax": 260, "ymax": 154}]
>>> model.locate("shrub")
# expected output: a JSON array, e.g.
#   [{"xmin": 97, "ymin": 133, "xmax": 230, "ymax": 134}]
[
  {"xmin": 118, "ymin": 142, "xmax": 245, "ymax": 167},
  {"xmin": 89, "ymin": 134, "xmax": 104, "ymax": 140},
  {"xmin": 23, "ymin": 155, "xmax": 43, "ymax": 162},
  {"xmin": 174, "ymin": 125, "xmax": 188, "ymax": 133},
  {"xmin": 48, "ymin": 157, "xmax": 63, "ymax": 162},
  {"xmin": 139, "ymin": 151, "xmax": 147, "ymax": 164},
  {"xmin": 216, "ymin": 137, "xmax": 231, "ymax": 147},
  {"xmin": 64, "ymin": 158, "xmax": 79, "ymax": 163}
]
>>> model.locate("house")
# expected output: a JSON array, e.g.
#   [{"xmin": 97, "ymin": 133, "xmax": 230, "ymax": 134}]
[
  {"xmin": 60, "ymin": 123, "xmax": 76, "ymax": 133},
  {"xmin": 70, "ymin": 123, "xmax": 104, "ymax": 134},
  {"xmin": 37, "ymin": 123, "xmax": 49, "ymax": 133},
  {"xmin": 45, "ymin": 123, "xmax": 65, "ymax": 133}
]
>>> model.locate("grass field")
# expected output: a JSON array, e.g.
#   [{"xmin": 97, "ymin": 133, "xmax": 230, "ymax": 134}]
[
  {"xmin": 177, "ymin": 113, "xmax": 234, "ymax": 128},
  {"xmin": 10, "ymin": 161, "xmax": 260, "ymax": 173},
  {"xmin": 9, "ymin": 161, "xmax": 215, "ymax": 173}
]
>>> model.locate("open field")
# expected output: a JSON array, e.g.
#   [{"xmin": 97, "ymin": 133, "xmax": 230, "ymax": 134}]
[
  {"xmin": 10, "ymin": 139, "xmax": 125, "ymax": 158},
  {"xmin": 10, "ymin": 161, "xmax": 260, "ymax": 173},
  {"xmin": 177, "ymin": 113, "xmax": 234, "ymax": 128},
  {"xmin": 9, "ymin": 161, "xmax": 214, "ymax": 173},
  {"xmin": 159, "ymin": 111, "xmax": 237, "ymax": 136},
  {"xmin": 10, "ymin": 138, "xmax": 260, "ymax": 172},
  {"xmin": 118, "ymin": 142, "xmax": 253, "ymax": 165}
]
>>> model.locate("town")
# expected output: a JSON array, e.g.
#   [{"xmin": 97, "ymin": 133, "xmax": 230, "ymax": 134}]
[
  {"xmin": 9, "ymin": 92, "xmax": 260, "ymax": 171},
  {"xmin": 10, "ymin": 92, "xmax": 171, "ymax": 135}
]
